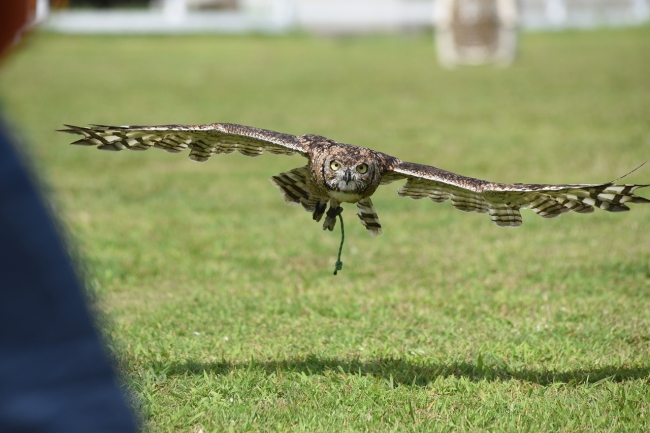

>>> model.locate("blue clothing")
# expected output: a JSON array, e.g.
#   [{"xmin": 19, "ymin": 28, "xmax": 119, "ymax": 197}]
[{"xmin": 0, "ymin": 119, "xmax": 137, "ymax": 432}]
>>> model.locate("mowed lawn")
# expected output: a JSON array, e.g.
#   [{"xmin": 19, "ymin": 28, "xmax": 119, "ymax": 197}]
[{"xmin": 1, "ymin": 26, "xmax": 650, "ymax": 431}]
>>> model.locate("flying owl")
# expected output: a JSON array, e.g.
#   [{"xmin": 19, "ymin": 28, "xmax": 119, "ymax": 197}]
[{"xmin": 59, "ymin": 123, "xmax": 649, "ymax": 236}]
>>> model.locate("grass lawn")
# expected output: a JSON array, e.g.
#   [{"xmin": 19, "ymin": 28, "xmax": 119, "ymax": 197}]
[{"xmin": 1, "ymin": 26, "xmax": 649, "ymax": 431}]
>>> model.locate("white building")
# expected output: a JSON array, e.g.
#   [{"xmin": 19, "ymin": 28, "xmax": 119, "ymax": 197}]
[{"xmin": 43, "ymin": 0, "xmax": 650, "ymax": 34}]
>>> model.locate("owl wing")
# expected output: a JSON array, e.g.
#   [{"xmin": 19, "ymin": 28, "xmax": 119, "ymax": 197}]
[
  {"xmin": 381, "ymin": 161, "xmax": 650, "ymax": 227},
  {"xmin": 58, "ymin": 123, "xmax": 309, "ymax": 162}
]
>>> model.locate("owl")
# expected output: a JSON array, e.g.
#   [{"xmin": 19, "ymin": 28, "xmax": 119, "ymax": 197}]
[{"xmin": 59, "ymin": 123, "xmax": 649, "ymax": 237}]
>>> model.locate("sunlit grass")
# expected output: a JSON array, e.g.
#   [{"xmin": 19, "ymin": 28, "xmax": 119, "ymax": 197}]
[{"xmin": 1, "ymin": 26, "xmax": 649, "ymax": 431}]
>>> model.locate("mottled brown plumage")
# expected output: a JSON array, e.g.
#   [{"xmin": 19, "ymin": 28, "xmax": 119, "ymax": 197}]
[{"xmin": 59, "ymin": 122, "xmax": 649, "ymax": 236}]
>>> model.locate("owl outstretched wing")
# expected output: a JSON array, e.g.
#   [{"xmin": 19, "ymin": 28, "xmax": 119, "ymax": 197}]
[
  {"xmin": 58, "ymin": 123, "xmax": 309, "ymax": 162},
  {"xmin": 381, "ymin": 161, "xmax": 650, "ymax": 227}
]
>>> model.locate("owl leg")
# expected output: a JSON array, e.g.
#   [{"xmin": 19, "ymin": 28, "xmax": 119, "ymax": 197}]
[
  {"xmin": 356, "ymin": 198, "xmax": 382, "ymax": 236},
  {"xmin": 323, "ymin": 200, "xmax": 343, "ymax": 231}
]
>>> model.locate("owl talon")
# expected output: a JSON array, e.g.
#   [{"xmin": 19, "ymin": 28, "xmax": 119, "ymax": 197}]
[
  {"xmin": 313, "ymin": 201, "xmax": 327, "ymax": 222},
  {"xmin": 323, "ymin": 218, "xmax": 336, "ymax": 231},
  {"xmin": 323, "ymin": 206, "xmax": 343, "ymax": 231}
]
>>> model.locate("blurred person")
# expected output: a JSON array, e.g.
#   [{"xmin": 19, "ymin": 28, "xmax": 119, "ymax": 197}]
[{"xmin": 0, "ymin": 2, "xmax": 138, "ymax": 431}]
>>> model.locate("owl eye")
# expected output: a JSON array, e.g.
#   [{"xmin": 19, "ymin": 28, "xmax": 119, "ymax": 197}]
[
  {"xmin": 356, "ymin": 163, "xmax": 368, "ymax": 174},
  {"xmin": 330, "ymin": 160, "xmax": 341, "ymax": 171}
]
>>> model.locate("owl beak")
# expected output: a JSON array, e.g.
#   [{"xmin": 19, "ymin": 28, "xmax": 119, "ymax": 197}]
[{"xmin": 344, "ymin": 169, "xmax": 352, "ymax": 183}]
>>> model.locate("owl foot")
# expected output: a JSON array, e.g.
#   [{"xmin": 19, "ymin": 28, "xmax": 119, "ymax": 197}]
[
  {"xmin": 312, "ymin": 201, "xmax": 327, "ymax": 222},
  {"xmin": 323, "ymin": 206, "xmax": 343, "ymax": 231}
]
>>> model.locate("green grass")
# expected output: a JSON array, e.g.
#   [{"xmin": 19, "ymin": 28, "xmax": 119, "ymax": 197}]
[{"xmin": 1, "ymin": 27, "xmax": 650, "ymax": 431}]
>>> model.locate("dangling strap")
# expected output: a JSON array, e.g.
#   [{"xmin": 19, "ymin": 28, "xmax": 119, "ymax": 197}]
[{"xmin": 333, "ymin": 213, "xmax": 344, "ymax": 275}]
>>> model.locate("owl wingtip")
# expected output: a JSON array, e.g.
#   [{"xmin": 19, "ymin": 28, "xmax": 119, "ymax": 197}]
[{"xmin": 57, "ymin": 124, "xmax": 83, "ymax": 134}]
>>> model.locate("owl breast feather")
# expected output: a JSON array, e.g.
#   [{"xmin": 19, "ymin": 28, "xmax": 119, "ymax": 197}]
[{"xmin": 329, "ymin": 190, "xmax": 366, "ymax": 203}]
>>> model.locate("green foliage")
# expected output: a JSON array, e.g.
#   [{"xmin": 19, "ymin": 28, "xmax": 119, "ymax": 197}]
[{"xmin": 1, "ymin": 27, "xmax": 649, "ymax": 432}]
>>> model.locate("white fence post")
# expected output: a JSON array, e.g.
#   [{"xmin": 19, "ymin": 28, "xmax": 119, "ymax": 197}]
[
  {"xmin": 632, "ymin": 0, "xmax": 650, "ymax": 22},
  {"xmin": 163, "ymin": 0, "xmax": 188, "ymax": 24},
  {"xmin": 545, "ymin": 0, "xmax": 567, "ymax": 27},
  {"xmin": 34, "ymin": 0, "xmax": 50, "ymax": 24}
]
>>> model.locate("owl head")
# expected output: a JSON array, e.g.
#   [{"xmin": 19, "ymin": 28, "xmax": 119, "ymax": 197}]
[
  {"xmin": 302, "ymin": 135, "xmax": 394, "ymax": 200},
  {"xmin": 322, "ymin": 154, "xmax": 377, "ymax": 195}
]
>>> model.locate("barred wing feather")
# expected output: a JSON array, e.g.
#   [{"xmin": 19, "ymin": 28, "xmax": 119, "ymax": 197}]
[
  {"xmin": 384, "ymin": 161, "xmax": 649, "ymax": 228},
  {"xmin": 58, "ymin": 123, "xmax": 309, "ymax": 162}
]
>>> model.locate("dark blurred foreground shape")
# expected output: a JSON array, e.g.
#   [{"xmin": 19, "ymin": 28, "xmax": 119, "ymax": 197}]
[{"xmin": 0, "ymin": 2, "xmax": 137, "ymax": 431}]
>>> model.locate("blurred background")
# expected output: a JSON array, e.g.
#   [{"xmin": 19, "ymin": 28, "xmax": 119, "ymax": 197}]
[
  {"xmin": 32, "ymin": 0, "xmax": 650, "ymax": 66},
  {"xmin": 38, "ymin": 0, "xmax": 650, "ymax": 34}
]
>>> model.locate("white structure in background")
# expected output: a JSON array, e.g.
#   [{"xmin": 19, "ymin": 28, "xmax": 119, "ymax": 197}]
[
  {"xmin": 33, "ymin": 0, "xmax": 50, "ymax": 25},
  {"xmin": 44, "ymin": 0, "xmax": 650, "ymax": 34},
  {"xmin": 46, "ymin": 0, "xmax": 297, "ymax": 33},
  {"xmin": 292, "ymin": 0, "xmax": 433, "ymax": 33},
  {"xmin": 163, "ymin": 0, "xmax": 188, "ymax": 24},
  {"xmin": 435, "ymin": 0, "xmax": 518, "ymax": 67},
  {"xmin": 521, "ymin": 0, "xmax": 650, "ymax": 29},
  {"xmin": 546, "ymin": 0, "xmax": 568, "ymax": 26}
]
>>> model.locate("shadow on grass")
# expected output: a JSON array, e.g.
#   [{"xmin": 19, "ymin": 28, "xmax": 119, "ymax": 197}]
[{"xmin": 161, "ymin": 356, "xmax": 650, "ymax": 387}]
